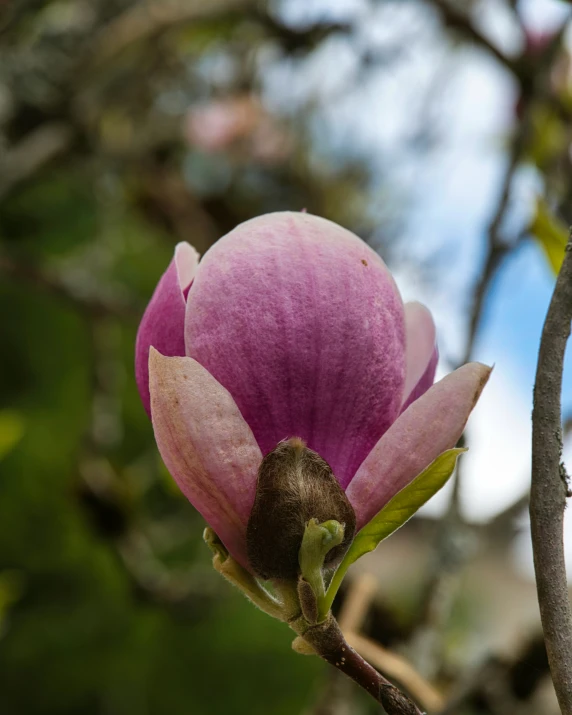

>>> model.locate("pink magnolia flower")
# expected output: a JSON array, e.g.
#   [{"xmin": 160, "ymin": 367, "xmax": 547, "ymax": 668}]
[{"xmin": 135, "ymin": 212, "xmax": 489, "ymax": 570}]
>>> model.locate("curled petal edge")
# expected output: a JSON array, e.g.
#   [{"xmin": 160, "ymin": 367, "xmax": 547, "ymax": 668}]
[
  {"xmin": 401, "ymin": 301, "xmax": 438, "ymax": 411},
  {"xmin": 135, "ymin": 242, "xmax": 199, "ymax": 416}
]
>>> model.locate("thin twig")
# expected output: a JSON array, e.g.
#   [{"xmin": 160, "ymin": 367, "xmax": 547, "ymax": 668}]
[
  {"xmin": 416, "ymin": 16, "xmax": 572, "ymax": 669},
  {"xmin": 414, "ymin": 25, "xmax": 555, "ymax": 660},
  {"xmin": 87, "ymin": 0, "xmax": 255, "ymax": 67},
  {"xmin": 299, "ymin": 615, "xmax": 424, "ymax": 715},
  {"xmin": 427, "ymin": 0, "xmax": 517, "ymax": 74},
  {"xmin": 460, "ymin": 121, "xmax": 530, "ymax": 367},
  {"xmin": 530, "ymin": 233, "xmax": 572, "ymax": 714},
  {"xmin": 414, "ymin": 132, "xmax": 526, "ymax": 674}
]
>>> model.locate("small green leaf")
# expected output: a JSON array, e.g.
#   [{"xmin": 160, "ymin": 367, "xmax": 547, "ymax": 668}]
[
  {"xmin": 318, "ymin": 448, "xmax": 466, "ymax": 619},
  {"xmin": 346, "ymin": 448, "xmax": 466, "ymax": 564},
  {"xmin": 531, "ymin": 198, "xmax": 568, "ymax": 274},
  {"xmin": 528, "ymin": 106, "xmax": 567, "ymax": 169}
]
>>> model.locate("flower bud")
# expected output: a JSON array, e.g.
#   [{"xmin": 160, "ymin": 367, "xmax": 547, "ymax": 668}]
[{"xmin": 246, "ymin": 438, "xmax": 356, "ymax": 580}]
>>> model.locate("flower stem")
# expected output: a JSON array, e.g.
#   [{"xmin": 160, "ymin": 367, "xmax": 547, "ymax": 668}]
[
  {"xmin": 294, "ymin": 614, "xmax": 424, "ymax": 715},
  {"xmin": 319, "ymin": 558, "xmax": 351, "ymax": 621}
]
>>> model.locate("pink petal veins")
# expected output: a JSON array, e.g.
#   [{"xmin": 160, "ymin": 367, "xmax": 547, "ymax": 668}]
[
  {"xmin": 185, "ymin": 212, "xmax": 406, "ymax": 487},
  {"xmin": 149, "ymin": 348, "xmax": 262, "ymax": 569}
]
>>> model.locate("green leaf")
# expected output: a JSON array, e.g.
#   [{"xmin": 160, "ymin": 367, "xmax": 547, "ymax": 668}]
[
  {"xmin": 0, "ymin": 410, "xmax": 24, "ymax": 461},
  {"xmin": 318, "ymin": 448, "xmax": 465, "ymax": 620},
  {"xmin": 531, "ymin": 198, "xmax": 568, "ymax": 274},
  {"xmin": 528, "ymin": 106, "xmax": 567, "ymax": 170},
  {"xmin": 0, "ymin": 570, "xmax": 25, "ymax": 629},
  {"xmin": 345, "ymin": 448, "xmax": 466, "ymax": 564}
]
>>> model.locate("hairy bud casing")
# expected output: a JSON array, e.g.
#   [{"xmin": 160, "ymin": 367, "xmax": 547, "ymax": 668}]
[{"xmin": 246, "ymin": 438, "xmax": 356, "ymax": 580}]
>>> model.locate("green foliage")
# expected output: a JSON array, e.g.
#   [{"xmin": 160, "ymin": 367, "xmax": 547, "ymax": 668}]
[
  {"xmin": 0, "ymin": 411, "xmax": 24, "ymax": 462},
  {"xmin": 0, "ymin": 173, "xmax": 97, "ymax": 258},
  {"xmin": 528, "ymin": 106, "xmax": 568, "ymax": 172}
]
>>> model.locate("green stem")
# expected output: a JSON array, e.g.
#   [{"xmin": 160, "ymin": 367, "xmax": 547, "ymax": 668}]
[
  {"xmin": 299, "ymin": 518, "xmax": 344, "ymax": 603},
  {"xmin": 204, "ymin": 527, "xmax": 289, "ymax": 621},
  {"xmin": 318, "ymin": 554, "xmax": 352, "ymax": 621}
]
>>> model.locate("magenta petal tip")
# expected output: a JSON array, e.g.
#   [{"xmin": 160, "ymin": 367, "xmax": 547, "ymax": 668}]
[{"xmin": 135, "ymin": 242, "xmax": 199, "ymax": 416}]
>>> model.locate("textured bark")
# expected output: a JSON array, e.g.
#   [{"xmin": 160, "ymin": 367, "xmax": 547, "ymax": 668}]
[
  {"xmin": 299, "ymin": 615, "xmax": 423, "ymax": 715},
  {"xmin": 530, "ymin": 237, "xmax": 572, "ymax": 714}
]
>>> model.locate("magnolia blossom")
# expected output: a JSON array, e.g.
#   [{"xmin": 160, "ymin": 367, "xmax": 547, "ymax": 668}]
[{"xmin": 135, "ymin": 212, "xmax": 489, "ymax": 570}]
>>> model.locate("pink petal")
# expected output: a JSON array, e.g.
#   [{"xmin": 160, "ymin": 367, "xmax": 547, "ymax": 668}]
[
  {"xmin": 149, "ymin": 348, "xmax": 261, "ymax": 568},
  {"xmin": 400, "ymin": 301, "xmax": 438, "ymax": 412},
  {"xmin": 135, "ymin": 243, "xmax": 199, "ymax": 416},
  {"xmin": 346, "ymin": 362, "xmax": 492, "ymax": 529},
  {"xmin": 184, "ymin": 212, "xmax": 406, "ymax": 488},
  {"xmin": 401, "ymin": 346, "xmax": 439, "ymax": 413}
]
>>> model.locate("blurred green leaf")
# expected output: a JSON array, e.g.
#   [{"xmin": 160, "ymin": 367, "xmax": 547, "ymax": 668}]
[
  {"xmin": 0, "ymin": 410, "xmax": 24, "ymax": 461},
  {"xmin": 0, "ymin": 173, "xmax": 97, "ymax": 257},
  {"xmin": 528, "ymin": 105, "xmax": 568, "ymax": 170},
  {"xmin": 531, "ymin": 198, "xmax": 568, "ymax": 274},
  {"xmin": 0, "ymin": 571, "xmax": 25, "ymax": 631}
]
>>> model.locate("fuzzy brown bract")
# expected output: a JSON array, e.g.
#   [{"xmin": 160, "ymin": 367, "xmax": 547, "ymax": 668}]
[{"xmin": 246, "ymin": 438, "xmax": 357, "ymax": 580}]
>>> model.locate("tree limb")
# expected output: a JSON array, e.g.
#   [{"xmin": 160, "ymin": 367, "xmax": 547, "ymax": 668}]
[
  {"xmin": 530, "ymin": 233, "xmax": 572, "ymax": 714},
  {"xmin": 297, "ymin": 615, "xmax": 424, "ymax": 715}
]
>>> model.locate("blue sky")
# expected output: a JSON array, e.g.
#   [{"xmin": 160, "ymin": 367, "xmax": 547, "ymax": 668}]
[{"xmin": 478, "ymin": 238, "xmax": 572, "ymax": 403}]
